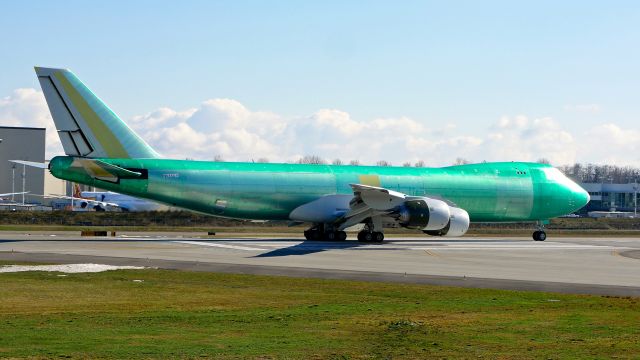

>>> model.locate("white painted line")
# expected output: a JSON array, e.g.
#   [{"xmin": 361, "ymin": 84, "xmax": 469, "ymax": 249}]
[
  {"xmin": 408, "ymin": 245, "xmax": 618, "ymax": 250},
  {"xmin": 174, "ymin": 241, "xmax": 263, "ymax": 251}
]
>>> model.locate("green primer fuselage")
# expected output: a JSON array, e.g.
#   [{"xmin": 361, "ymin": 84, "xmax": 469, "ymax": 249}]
[{"xmin": 49, "ymin": 156, "xmax": 589, "ymax": 222}]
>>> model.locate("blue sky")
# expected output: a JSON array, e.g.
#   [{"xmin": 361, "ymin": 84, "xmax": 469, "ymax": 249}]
[{"xmin": 1, "ymin": 1, "xmax": 640, "ymax": 165}]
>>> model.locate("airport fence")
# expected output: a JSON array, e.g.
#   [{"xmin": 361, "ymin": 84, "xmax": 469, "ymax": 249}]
[{"xmin": 1, "ymin": 210, "xmax": 640, "ymax": 230}]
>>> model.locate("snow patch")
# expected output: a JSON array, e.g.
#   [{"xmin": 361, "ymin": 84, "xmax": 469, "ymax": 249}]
[{"xmin": 0, "ymin": 264, "xmax": 146, "ymax": 273}]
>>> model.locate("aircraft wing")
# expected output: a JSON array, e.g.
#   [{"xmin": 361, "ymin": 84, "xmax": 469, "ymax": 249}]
[
  {"xmin": 289, "ymin": 184, "xmax": 416, "ymax": 228},
  {"xmin": 333, "ymin": 184, "xmax": 410, "ymax": 230},
  {"xmin": 0, "ymin": 191, "xmax": 29, "ymax": 197}
]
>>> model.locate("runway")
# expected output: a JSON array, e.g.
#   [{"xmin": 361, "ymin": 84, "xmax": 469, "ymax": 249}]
[{"xmin": 1, "ymin": 232, "xmax": 640, "ymax": 296}]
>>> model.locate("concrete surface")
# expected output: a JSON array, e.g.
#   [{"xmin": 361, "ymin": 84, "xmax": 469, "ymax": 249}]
[{"xmin": 1, "ymin": 231, "xmax": 639, "ymax": 296}]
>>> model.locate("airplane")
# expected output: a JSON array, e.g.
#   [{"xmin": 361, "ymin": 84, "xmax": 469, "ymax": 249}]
[
  {"xmin": 34, "ymin": 66, "xmax": 590, "ymax": 242},
  {"xmin": 0, "ymin": 192, "xmax": 39, "ymax": 211},
  {"xmin": 76, "ymin": 190, "xmax": 169, "ymax": 212},
  {"xmin": 0, "ymin": 192, "xmax": 29, "ymax": 201},
  {"xmin": 61, "ymin": 183, "xmax": 168, "ymax": 212}
]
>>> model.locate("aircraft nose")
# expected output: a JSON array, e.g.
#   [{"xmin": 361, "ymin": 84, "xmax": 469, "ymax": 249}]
[{"xmin": 573, "ymin": 184, "xmax": 590, "ymax": 210}]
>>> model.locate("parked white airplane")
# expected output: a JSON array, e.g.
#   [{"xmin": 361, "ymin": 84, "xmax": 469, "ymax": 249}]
[
  {"xmin": 0, "ymin": 191, "xmax": 29, "ymax": 200},
  {"xmin": 42, "ymin": 185, "xmax": 169, "ymax": 212}
]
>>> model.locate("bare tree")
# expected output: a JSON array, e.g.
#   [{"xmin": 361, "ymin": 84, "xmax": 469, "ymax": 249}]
[
  {"xmin": 558, "ymin": 163, "xmax": 640, "ymax": 183},
  {"xmin": 454, "ymin": 157, "xmax": 470, "ymax": 165},
  {"xmin": 376, "ymin": 160, "xmax": 391, "ymax": 167},
  {"xmin": 213, "ymin": 154, "xmax": 224, "ymax": 162},
  {"xmin": 297, "ymin": 155, "xmax": 326, "ymax": 165},
  {"xmin": 402, "ymin": 162, "xmax": 412, "ymax": 167},
  {"xmin": 332, "ymin": 158, "xmax": 343, "ymax": 165},
  {"xmin": 414, "ymin": 160, "xmax": 425, "ymax": 168},
  {"xmin": 256, "ymin": 158, "xmax": 270, "ymax": 163},
  {"xmin": 537, "ymin": 158, "xmax": 550, "ymax": 165},
  {"xmin": 349, "ymin": 160, "xmax": 360, "ymax": 166}
]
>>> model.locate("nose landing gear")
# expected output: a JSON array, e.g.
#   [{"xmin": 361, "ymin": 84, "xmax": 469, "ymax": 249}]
[
  {"xmin": 532, "ymin": 221, "xmax": 547, "ymax": 241},
  {"xmin": 532, "ymin": 230, "xmax": 547, "ymax": 241}
]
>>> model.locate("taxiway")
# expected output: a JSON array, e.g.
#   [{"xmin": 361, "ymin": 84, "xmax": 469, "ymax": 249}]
[{"xmin": 1, "ymin": 232, "xmax": 639, "ymax": 296}]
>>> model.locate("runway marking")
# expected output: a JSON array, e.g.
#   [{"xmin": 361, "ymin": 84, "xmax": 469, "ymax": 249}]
[
  {"xmin": 404, "ymin": 245, "xmax": 614, "ymax": 250},
  {"xmin": 423, "ymin": 249, "xmax": 441, "ymax": 257},
  {"xmin": 171, "ymin": 239, "xmax": 624, "ymax": 253},
  {"xmin": 174, "ymin": 241, "xmax": 263, "ymax": 251}
]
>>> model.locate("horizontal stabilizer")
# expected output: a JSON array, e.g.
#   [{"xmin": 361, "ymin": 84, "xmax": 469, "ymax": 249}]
[
  {"xmin": 70, "ymin": 158, "xmax": 142, "ymax": 183},
  {"xmin": 9, "ymin": 160, "xmax": 48, "ymax": 169}
]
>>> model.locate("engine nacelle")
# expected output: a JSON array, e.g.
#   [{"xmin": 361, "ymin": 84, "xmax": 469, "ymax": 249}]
[
  {"xmin": 423, "ymin": 207, "xmax": 470, "ymax": 237},
  {"xmin": 396, "ymin": 197, "xmax": 451, "ymax": 230}
]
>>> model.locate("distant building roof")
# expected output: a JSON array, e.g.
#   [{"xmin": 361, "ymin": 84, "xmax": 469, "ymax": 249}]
[
  {"xmin": 580, "ymin": 182, "xmax": 638, "ymax": 192},
  {"xmin": 0, "ymin": 126, "xmax": 46, "ymax": 131}
]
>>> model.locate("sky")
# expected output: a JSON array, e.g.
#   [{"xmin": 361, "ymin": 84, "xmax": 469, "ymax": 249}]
[{"xmin": 1, "ymin": 1, "xmax": 639, "ymax": 166}]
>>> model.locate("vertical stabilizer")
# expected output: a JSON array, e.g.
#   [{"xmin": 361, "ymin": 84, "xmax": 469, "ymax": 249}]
[{"xmin": 35, "ymin": 67, "xmax": 159, "ymax": 159}]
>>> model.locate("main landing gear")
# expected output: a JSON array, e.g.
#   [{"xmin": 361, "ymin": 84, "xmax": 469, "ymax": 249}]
[
  {"xmin": 304, "ymin": 224, "xmax": 347, "ymax": 241},
  {"xmin": 532, "ymin": 221, "xmax": 547, "ymax": 241},
  {"xmin": 356, "ymin": 219, "xmax": 384, "ymax": 243},
  {"xmin": 357, "ymin": 231, "xmax": 384, "ymax": 243}
]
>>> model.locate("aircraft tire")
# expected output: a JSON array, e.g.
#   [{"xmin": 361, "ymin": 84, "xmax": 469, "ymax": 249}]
[
  {"xmin": 337, "ymin": 231, "xmax": 347, "ymax": 241},
  {"xmin": 532, "ymin": 231, "xmax": 547, "ymax": 241},
  {"xmin": 358, "ymin": 231, "xmax": 374, "ymax": 243},
  {"xmin": 325, "ymin": 231, "xmax": 337, "ymax": 241},
  {"xmin": 373, "ymin": 232, "xmax": 384, "ymax": 242},
  {"xmin": 304, "ymin": 230, "xmax": 321, "ymax": 241}
]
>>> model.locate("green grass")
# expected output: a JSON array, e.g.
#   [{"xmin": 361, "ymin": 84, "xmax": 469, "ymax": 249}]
[{"xmin": 0, "ymin": 268, "xmax": 638, "ymax": 359}]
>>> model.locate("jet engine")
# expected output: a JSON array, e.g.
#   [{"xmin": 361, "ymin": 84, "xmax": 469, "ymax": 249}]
[
  {"xmin": 423, "ymin": 207, "xmax": 470, "ymax": 237},
  {"xmin": 396, "ymin": 197, "xmax": 451, "ymax": 230}
]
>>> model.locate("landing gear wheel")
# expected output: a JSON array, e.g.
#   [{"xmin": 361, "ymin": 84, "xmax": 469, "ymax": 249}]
[
  {"xmin": 337, "ymin": 231, "xmax": 347, "ymax": 241},
  {"xmin": 304, "ymin": 230, "xmax": 321, "ymax": 241},
  {"xmin": 373, "ymin": 232, "xmax": 384, "ymax": 243},
  {"xmin": 325, "ymin": 231, "xmax": 337, "ymax": 241},
  {"xmin": 533, "ymin": 230, "xmax": 547, "ymax": 241},
  {"xmin": 357, "ymin": 231, "xmax": 374, "ymax": 243}
]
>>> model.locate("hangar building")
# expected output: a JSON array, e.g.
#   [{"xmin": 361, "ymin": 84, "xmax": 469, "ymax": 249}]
[
  {"xmin": 0, "ymin": 126, "xmax": 46, "ymax": 204},
  {"xmin": 580, "ymin": 182, "xmax": 639, "ymax": 215}
]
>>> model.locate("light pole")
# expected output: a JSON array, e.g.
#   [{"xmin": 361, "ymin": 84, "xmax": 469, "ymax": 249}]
[
  {"xmin": 22, "ymin": 163, "xmax": 26, "ymax": 204},
  {"xmin": 11, "ymin": 164, "xmax": 16, "ymax": 202},
  {"xmin": 634, "ymin": 179, "xmax": 638, "ymax": 218}
]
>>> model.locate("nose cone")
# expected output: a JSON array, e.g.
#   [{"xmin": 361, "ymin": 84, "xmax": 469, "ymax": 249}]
[{"xmin": 572, "ymin": 184, "xmax": 590, "ymax": 211}]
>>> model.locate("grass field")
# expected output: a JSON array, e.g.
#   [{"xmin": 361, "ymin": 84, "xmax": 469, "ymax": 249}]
[{"xmin": 0, "ymin": 266, "xmax": 639, "ymax": 359}]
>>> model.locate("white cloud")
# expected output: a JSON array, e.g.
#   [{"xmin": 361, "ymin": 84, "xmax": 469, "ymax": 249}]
[
  {"xmin": 483, "ymin": 116, "xmax": 577, "ymax": 165},
  {"xmin": 2, "ymin": 88, "xmax": 639, "ymax": 166},
  {"xmin": 0, "ymin": 88, "xmax": 63, "ymax": 158},
  {"xmin": 579, "ymin": 124, "xmax": 640, "ymax": 165},
  {"xmin": 564, "ymin": 104, "xmax": 601, "ymax": 113}
]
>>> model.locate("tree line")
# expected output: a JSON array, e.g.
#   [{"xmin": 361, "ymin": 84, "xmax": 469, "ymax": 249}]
[{"xmin": 557, "ymin": 163, "xmax": 640, "ymax": 184}]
